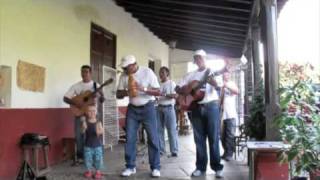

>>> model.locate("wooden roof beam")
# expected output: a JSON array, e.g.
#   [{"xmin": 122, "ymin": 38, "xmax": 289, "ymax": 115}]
[
  {"xmin": 151, "ymin": 29, "xmax": 244, "ymax": 45},
  {"xmin": 116, "ymin": 0, "xmax": 249, "ymax": 20},
  {"xmin": 146, "ymin": 24, "xmax": 245, "ymax": 41},
  {"xmin": 170, "ymin": 39, "xmax": 242, "ymax": 55},
  {"xmin": 154, "ymin": 30, "xmax": 244, "ymax": 44},
  {"xmin": 141, "ymin": 20, "xmax": 247, "ymax": 37},
  {"xmin": 176, "ymin": 43, "xmax": 242, "ymax": 57},
  {"xmin": 225, "ymin": 0, "xmax": 253, "ymax": 5},
  {"xmin": 125, "ymin": 7, "xmax": 248, "ymax": 27},
  {"xmin": 134, "ymin": 13, "xmax": 247, "ymax": 32},
  {"xmin": 144, "ymin": 0, "xmax": 251, "ymax": 13}
]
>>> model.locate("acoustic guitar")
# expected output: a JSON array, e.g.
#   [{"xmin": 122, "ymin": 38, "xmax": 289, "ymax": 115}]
[
  {"xmin": 177, "ymin": 68, "xmax": 227, "ymax": 111},
  {"xmin": 70, "ymin": 78, "xmax": 113, "ymax": 116}
]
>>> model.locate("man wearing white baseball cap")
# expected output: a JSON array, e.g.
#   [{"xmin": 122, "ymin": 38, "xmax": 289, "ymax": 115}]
[
  {"xmin": 116, "ymin": 55, "xmax": 162, "ymax": 177},
  {"xmin": 176, "ymin": 49, "xmax": 224, "ymax": 178},
  {"xmin": 120, "ymin": 55, "xmax": 136, "ymax": 68}
]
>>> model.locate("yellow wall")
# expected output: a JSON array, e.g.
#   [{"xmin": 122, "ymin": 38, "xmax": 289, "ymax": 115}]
[{"xmin": 0, "ymin": 0, "xmax": 169, "ymax": 108}]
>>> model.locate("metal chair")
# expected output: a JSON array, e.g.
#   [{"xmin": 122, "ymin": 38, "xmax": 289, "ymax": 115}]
[{"xmin": 234, "ymin": 124, "xmax": 248, "ymax": 160}]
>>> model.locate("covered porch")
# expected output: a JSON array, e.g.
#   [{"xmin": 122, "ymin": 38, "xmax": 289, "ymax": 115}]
[{"xmin": 1, "ymin": 0, "xmax": 308, "ymax": 179}]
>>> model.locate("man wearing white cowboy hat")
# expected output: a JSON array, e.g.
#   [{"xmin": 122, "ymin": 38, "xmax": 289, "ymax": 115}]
[
  {"xmin": 116, "ymin": 55, "xmax": 162, "ymax": 177},
  {"xmin": 176, "ymin": 49, "xmax": 224, "ymax": 178}
]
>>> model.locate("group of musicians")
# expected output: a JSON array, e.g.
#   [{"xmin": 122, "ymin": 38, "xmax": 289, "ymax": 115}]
[{"xmin": 63, "ymin": 49, "xmax": 239, "ymax": 179}]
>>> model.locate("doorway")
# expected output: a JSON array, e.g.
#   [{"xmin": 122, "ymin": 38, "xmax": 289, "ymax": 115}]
[
  {"xmin": 90, "ymin": 23, "xmax": 116, "ymax": 82},
  {"xmin": 90, "ymin": 23, "xmax": 117, "ymax": 147}
]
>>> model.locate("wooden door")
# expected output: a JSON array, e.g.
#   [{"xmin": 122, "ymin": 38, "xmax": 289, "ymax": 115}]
[
  {"xmin": 90, "ymin": 23, "xmax": 116, "ymax": 81},
  {"xmin": 90, "ymin": 23, "xmax": 116, "ymax": 121}
]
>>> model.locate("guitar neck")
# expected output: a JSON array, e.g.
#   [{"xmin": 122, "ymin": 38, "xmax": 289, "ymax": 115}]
[
  {"xmin": 88, "ymin": 78, "xmax": 113, "ymax": 97},
  {"xmin": 196, "ymin": 67, "xmax": 229, "ymax": 90}
]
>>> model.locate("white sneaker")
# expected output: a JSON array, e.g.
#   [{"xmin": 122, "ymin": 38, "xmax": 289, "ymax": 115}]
[
  {"xmin": 191, "ymin": 169, "xmax": 205, "ymax": 177},
  {"xmin": 216, "ymin": 170, "xmax": 223, "ymax": 178},
  {"xmin": 121, "ymin": 168, "xmax": 136, "ymax": 177},
  {"xmin": 151, "ymin": 169, "xmax": 161, "ymax": 177}
]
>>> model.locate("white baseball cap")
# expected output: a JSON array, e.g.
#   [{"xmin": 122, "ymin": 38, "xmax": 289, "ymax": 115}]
[
  {"xmin": 194, "ymin": 49, "xmax": 207, "ymax": 57},
  {"xmin": 121, "ymin": 55, "xmax": 136, "ymax": 68}
]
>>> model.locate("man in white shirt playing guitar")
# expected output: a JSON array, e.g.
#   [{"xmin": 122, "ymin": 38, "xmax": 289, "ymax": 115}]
[
  {"xmin": 63, "ymin": 65, "xmax": 105, "ymax": 164},
  {"xmin": 176, "ymin": 50, "xmax": 224, "ymax": 178}
]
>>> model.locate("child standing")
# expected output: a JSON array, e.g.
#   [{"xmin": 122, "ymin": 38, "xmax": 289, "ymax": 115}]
[{"xmin": 81, "ymin": 105, "xmax": 104, "ymax": 179}]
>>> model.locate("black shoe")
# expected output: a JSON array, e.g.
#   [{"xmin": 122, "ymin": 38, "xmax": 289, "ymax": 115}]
[{"xmin": 171, "ymin": 152, "xmax": 178, "ymax": 157}]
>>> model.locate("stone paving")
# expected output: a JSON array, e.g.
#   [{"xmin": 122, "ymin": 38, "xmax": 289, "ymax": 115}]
[{"xmin": 47, "ymin": 134, "xmax": 248, "ymax": 180}]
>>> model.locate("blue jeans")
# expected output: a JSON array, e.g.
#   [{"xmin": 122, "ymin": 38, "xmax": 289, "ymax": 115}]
[
  {"xmin": 157, "ymin": 105, "xmax": 179, "ymax": 154},
  {"xmin": 190, "ymin": 101, "xmax": 223, "ymax": 172},
  {"xmin": 125, "ymin": 101, "xmax": 160, "ymax": 170},
  {"xmin": 75, "ymin": 116, "xmax": 85, "ymax": 159},
  {"xmin": 84, "ymin": 146, "xmax": 104, "ymax": 170}
]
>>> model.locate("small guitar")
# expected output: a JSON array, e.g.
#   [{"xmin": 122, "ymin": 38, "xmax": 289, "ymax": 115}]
[
  {"xmin": 70, "ymin": 78, "xmax": 113, "ymax": 116},
  {"xmin": 177, "ymin": 68, "xmax": 227, "ymax": 111}
]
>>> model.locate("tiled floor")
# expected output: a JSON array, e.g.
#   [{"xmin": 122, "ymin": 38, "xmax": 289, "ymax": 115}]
[{"xmin": 47, "ymin": 134, "xmax": 249, "ymax": 180}]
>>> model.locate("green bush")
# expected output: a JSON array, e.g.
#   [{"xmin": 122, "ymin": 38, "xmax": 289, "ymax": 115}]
[
  {"xmin": 245, "ymin": 64, "xmax": 266, "ymax": 140},
  {"xmin": 276, "ymin": 63, "xmax": 320, "ymax": 175}
]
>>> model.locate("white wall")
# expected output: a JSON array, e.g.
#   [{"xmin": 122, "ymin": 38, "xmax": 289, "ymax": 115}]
[
  {"xmin": 169, "ymin": 49, "xmax": 193, "ymax": 84},
  {"xmin": 0, "ymin": 0, "xmax": 168, "ymax": 108}
]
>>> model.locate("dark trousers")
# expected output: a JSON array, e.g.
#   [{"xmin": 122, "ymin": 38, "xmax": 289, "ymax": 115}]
[
  {"xmin": 221, "ymin": 118, "xmax": 236, "ymax": 157},
  {"xmin": 75, "ymin": 116, "xmax": 85, "ymax": 159}
]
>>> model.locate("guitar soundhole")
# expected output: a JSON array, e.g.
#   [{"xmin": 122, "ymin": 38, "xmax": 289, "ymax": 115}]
[{"xmin": 84, "ymin": 97, "xmax": 89, "ymax": 102}]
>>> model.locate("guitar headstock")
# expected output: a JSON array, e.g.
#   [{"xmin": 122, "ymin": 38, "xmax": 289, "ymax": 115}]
[
  {"xmin": 101, "ymin": 78, "xmax": 113, "ymax": 86},
  {"xmin": 95, "ymin": 78, "xmax": 114, "ymax": 92}
]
